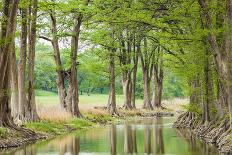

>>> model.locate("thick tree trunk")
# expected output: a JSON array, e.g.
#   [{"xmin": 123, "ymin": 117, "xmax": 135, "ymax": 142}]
[
  {"xmin": 152, "ymin": 46, "xmax": 164, "ymax": 109},
  {"xmin": 67, "ymin": 17, "xmax": 82, "ymax": 117},
  {"xmin": 154, "ymin": 80, "xmax": 163, "ymax": 108},
  {"xmin": 50, "ymin": 12, "xmax": 68, "ymax": 110},
  {"xmin": 140, "ymin": 37, "xmax": 153, "ymax": 110},
  {"xmin": 17, "ymin": 7, "xmax": 29, "ymax": 121},
  {"xmin": 203, "ymin": 49, "xmax": 213, "ymax": 123},
  {"xmin": 142, "ymin": 69, "xmax": 152, "ymax": 109},
  {"xmin": 10, "ymin": 42, "xmax": 19, "ymax": 118},
  {"xmin": 131, "ymin": 41, "xmax": 138, "ymax": 109},
  {"xmin": 0, "ymin": 0, "xmax": 20, "ymax": 127},
  {"xmin": 199, "ymin": 0, "xmax": 232, "ymax": 126},
  {"xmin": 122, "ymin": 77, "xmax": 132, "ymax": 110},
  {"xmin": 119, "ymin": 34, "xmax": 133, "ymax": 110},
  {"xmin": 27, "ymin": 0, "xmax": 39, "ymax": 121},
  {"xmin": 108, "ymin": 49, "xmax": 117, "ymax": 115},
  {"xmin": 190, "ymin": 76, "xmax": 201, "ymax": 105}
]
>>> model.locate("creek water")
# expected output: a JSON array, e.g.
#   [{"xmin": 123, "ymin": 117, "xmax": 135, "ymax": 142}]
[{"xmin": 0, "ymin": 117, "xmax": 219, "ymax": 155}]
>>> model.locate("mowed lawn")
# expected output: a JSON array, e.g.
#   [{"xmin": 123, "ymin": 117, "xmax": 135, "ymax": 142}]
[{"xmin": 35, "ymin": 90, "xmax": 144, "ymax": 108}]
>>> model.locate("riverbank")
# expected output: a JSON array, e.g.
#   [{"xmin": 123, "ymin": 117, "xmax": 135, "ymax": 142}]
[
  {"xmin": 0, "ymin": 108, "xmax": 174, "ymax": 150},
  {"xmin": 173, "ymin": 112, "xmax": 232, "ymax": 154},
  {"xmin": 0, "ymin": 111, "xmax": 114, "ymax": 149}
]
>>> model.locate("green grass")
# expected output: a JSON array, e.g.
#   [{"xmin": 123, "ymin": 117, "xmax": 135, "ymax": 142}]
[
  {"xmin": 35, "ymin": 90, "xmax": 143, "ymax": 107},
  {"xmin": 35, "ymin": 90, "xmax": 58, "ymax": 96},
  {"xmin": 25, "ymin": 118, "xmax": 95, "ymax": 135},
  {"xmin": 84, "ymin": 112, "xmax": 114, "ymax": 123},
  {"xmin": 67, "ymin": 118, "xmax": 95, "ymax": 129},
  {"xmin": 25, "ymin": 121, "xmax": 66, "ymax": 135}
]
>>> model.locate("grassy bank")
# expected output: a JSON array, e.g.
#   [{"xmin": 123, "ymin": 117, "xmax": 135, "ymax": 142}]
[
  {"xmin": 0, "ymin": 90, "xmax": 186, "ymax": 149},
  {"xmin": 24, "ymin": 111, "xmax": 115, "ymax": 137}
]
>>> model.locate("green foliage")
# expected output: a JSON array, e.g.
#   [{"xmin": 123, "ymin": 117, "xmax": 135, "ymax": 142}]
[
  {"xmin": 0, "ymin": 127, "xmax": 7, "ymax": 138},
  {"xmin": 182, "ymin": 104, "xmax": 202, "ymax": 115}
]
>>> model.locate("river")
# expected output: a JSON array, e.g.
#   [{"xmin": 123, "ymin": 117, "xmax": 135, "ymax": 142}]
[{"xmin": 0, "ymin": 117, "xmax": 219, "ymax": 155}]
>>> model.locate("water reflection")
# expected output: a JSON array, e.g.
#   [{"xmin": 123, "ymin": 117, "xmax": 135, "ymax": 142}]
[
  {"xmin": 0, "ymin": 118, "xmax": 220, "ymax": 155},
  {"xmin": 110, "ymin": 124, "xmax": 117, "ymax": 155},
  {"xmin": 175, "ymin": 129, "xmax": 218, "ymax": 155},
  {"xmin": 154, "ymin": 118, "xmax": 164, "ymax": 154}
]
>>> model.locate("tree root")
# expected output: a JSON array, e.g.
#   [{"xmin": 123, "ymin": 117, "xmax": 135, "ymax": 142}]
[{"xmin": 173, "ymin": 113, "xmax": 232, "ymax": 153}]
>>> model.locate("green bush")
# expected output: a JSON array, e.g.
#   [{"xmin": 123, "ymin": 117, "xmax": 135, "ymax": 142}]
[{"xmin": 182, "ymin": 104, "xmax": 202, "ymax": 115}]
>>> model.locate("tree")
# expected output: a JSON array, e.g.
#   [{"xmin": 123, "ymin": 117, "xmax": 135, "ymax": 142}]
[{"xmin": 0, "ymin": 0, "xmax": 20, "ymax": 127}]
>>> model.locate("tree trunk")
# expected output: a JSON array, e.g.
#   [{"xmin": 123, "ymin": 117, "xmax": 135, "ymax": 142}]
[
  {"xmin": 199, "ymin": 0, "xmax": 232, "ymax": 126},
  {"xmin": 108, "ymin": 49, "xmax": 117, "ymax": 115},
  {"xmin": 154, "ymin": 80, "xmax": 163, "ymax": 108},
  {"xmin": 67, "ymin": 17, "xmax": 82, "ymax": 117},
  {"xmin": 50, "ymin": 12, "xmax": 68, "ymax": 110},
  {"xmin": 122, "ymin": 77, "xmax": 132, "ymax": 110},
  {"xmin": 142, "ymin": 69, "xmax": 152, "ymax": 109},
  {"xmin": 10, "ymin": 41, "xmax": 19, "ymax": 118},
  {"xmin": 119, "ymin": 34, "xmax": 132, "ymax": 110},
  {"xmin": 190, "ymin": 76, "xmax": 201, "ymax": 105},
  {"xmin": 17, "ymin": 7, "xmax": 29, "ymax": 122},
  {"xmin": 131, "ymin": 40, "xmax": 138, "ymax": 109},
  {"xmin": 152, "ymin": 46, "xmax": 164, "ymax": 109},
  {"xmin": 27, "ymin": 0, "xmax": 39, "ymax": 121},
  {"xmin": 203, "ymin": 48, "xmax": 213, "ymax": 123},
  {"xmin": 140, "ymin": 37, "xmax": 153, "ymax": 110},
  {"xmin": 0, "ymin": 0, "xmax": 20, "ymax": 127}
]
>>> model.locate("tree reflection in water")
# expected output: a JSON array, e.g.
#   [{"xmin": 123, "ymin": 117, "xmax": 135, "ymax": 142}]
[
  {"xmin": 175, "ymin": 129, "xmax": 217, "ymax": 155},
  {"xmin": 110, "ymin": 124, "xmax": 117, "ymax": 155},
  {"xmin": 144, "ymin": 124, "xmax": 152, "ymax": 154},
  {"xmin": 153, "ymin": 118, "xmax": 165, "ymax": 154},
  {"xmin": 0, "ymin": 118, "xmax": 220, "ymax": 155}
]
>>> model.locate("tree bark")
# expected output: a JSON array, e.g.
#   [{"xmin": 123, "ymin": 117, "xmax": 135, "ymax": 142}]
[
  {"xmin": 50, "ymin": 12, "xmax": 68, "ymax": 110},
  {"xmin": 142, "ymin": 69, "xmax": 152, "ymax": 109},
  {"xmin": 119, "ymin": 35, "xmax": 133, "ymax": 110},
  {"xmin": 108, "ymin": 49, "xmax": 117, "ymax": 115},
  {"xmin": 131, "ymin": 39, "xmax": 138, "ymax": 109},
  {"xmin": 17, "ymin": 7, "xmax": 29, "ymax": 122},
  {"xmin": 0, "ymin": 0, "xmax": 20, "ymax": 127},
  {"xmin": 203, "ymin": 48, "xmax": 213, "ymax": 123},
  {"xmin": 67, "ymin": 17, "xmax": 82, "ymax": 117},
  {"xmin": 140, "ymin": 37, "xmax": 153, "ymax": 110},
  {"xmin": 152, "ymin": 48, "xmax": 164, "ymax": 109},
  {"xmin": 199, "ymin": 0, "xmax": 232, "ymax": 125},
  {"xmin": 27, "ymin": 0, "xmax": 39, "ymax": 121},
  {"xmin": 10, "ymin": 41, "xmax": 19, "ymax": 118}
]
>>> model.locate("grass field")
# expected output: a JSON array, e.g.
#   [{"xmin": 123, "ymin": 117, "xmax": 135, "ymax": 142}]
[
  {"xmin": 35, "ymin": 90, "xmax": 143, "ymax": 107},
  {"xmin": 35, "ymin": 90, "xmax": 188, "ymax": 122},
  {"xmin": 35, "ymin": 90, "xmax": 187, "ymax": 109}
]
